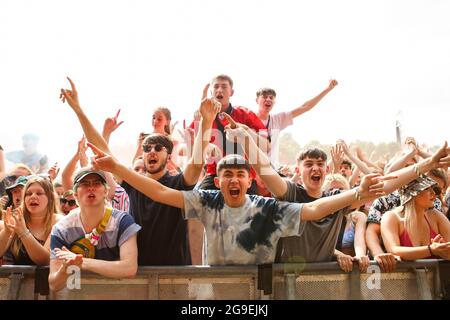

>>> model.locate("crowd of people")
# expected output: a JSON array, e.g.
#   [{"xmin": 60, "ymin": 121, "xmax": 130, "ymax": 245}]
[{"xmin": 0, "ymin": 74, "xmax": 449, "ymax": 292}]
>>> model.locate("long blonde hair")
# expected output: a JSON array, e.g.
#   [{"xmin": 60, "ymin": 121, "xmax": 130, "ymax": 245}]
[
  {"xmin": 11, "ymin": 177, "xmax": 57, "ymax": 258},
  {"xmin": 398, "ymin": 201, "xmax": 416, "ymax": 240}
]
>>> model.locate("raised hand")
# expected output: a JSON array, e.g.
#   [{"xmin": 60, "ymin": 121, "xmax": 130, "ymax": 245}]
[
  {"xmin": 404, "ymin": 137, "xmax": 417, "ymax": 147},
  {"xmin": 60, "ymin": 77, "xmax": 81, "ymax": 112},
  {"xmin": 193, "ymin": 110, "xmax": 201, "ymax": 122},
  {"xmin": 87, "ymin": 143, "xmax": 119, "ymax": 173},
  {"xmin": 359, "ymin": 172, "xmax": 397, "ymax": 198},
  {"xmin": 181, "ymin": 127, "xmax": 195, "ymax": 145},
  {"xmin": 221, "ymin": 113, "xmax": 249, "ymax": 144},
  {"xmin": 77, "ymin": 135, "xmax": 87, "ymax": 155},
  {"xmin": 221, "ymin": 112, "xmax": 249, "ymax": 130},
  {"xmin": 47, "ymin": 163, "xmax": 60, "ymax": 181},
  {"xmin": 328, "ymin": 79, "xmax": 338, "ymax": 90},
  {"xmin": 199, "ymin": 84, "xmax": 221, "ymax": 123},
  {"xmin": 430, "ymin": 141, "xmax": 450, "ymax": 169},
  {"xmin": 9, "ymin": 207, "xmax": 28, "ymax": 237},
  {"xmin": 330, "ymin": 144, "xmax": 344, "ymax": 171},
  {"xmin": 336, "ymin": 139, "xmax": 350, "ymax": 156},
  {"xmin": 103, "ymin": 109, "xmax": 124, "ymax": 136},
  {"xmin": 3, "ymin": 207, "xmax": 16, "ymax": 235}
]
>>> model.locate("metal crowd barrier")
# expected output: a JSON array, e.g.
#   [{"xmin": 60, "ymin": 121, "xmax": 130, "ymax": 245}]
[{"xmin": 1, "ymin": 260, "xmax": 449, "ymax": 300}]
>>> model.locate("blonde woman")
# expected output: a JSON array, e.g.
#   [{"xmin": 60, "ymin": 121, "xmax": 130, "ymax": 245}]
[
  {"xmin": 0, "ymin": 176, "xmax": 63, "ymax": 265},
  {"xmin": 381, "ymin": 175, "xmax": 450, "ymax": 260}
]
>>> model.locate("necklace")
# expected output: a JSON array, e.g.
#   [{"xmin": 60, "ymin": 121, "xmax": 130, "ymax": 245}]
[{"xmin": 29, "ymin": 227, "xmax": 46, "ymax": 240}]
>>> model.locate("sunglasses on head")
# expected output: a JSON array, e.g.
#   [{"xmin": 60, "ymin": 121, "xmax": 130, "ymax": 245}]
[
  {"xmin": 142, "ymin": 143, "xmax": 166, "ymax": 153},
  {"xmin": 60, "ymin": 198, "xmax": 77, "ymax": 206}
]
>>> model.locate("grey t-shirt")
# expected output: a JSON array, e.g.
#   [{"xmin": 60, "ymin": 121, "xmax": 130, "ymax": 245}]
[{"xmin": 275, "ymin": 181, "xmax": 350, "ymax": 263}]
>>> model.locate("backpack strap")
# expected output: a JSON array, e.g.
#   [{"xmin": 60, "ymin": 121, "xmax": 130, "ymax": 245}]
[
  {"xmin": 96, "ymin": 207, "xmax": 113, "ymax": 235},
  {"xmin": 85, "ymin": 207, "xmax": 113, "ymax": 246}
]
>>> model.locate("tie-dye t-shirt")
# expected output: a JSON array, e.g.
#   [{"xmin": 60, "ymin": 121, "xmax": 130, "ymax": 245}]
[{"xmin": 182, "ymin": 189, "xmax": 304, "ymax": 265}]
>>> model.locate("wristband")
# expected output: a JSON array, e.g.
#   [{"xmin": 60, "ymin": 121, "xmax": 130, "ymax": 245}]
[
  {"xmin": 428, "ymin": 244, "xmax": 433, "ymax": 256},
  {"xmin": 354, "ymin": 188, "xmax": 362, "ymax": 201},
  {"xmin": 19, "ymin": 230, "xmax": 31, "ymax": 240},
  {"xmin": 413, "ymin": 164, "xmax": 421, "ymax": 177}
]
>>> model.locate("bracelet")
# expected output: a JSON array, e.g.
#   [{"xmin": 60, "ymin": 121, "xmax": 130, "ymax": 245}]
[
  {"xmin": 428, "ymin": 244, "xmax": 433, "ymax": 256},
  {"xmin": 19, "ymin": 230, "xmax": 31, "ymax": 240},
  {"xmin": 413, "ymin": 164, "xmax": 421, "ymax": 177},
  {"xmin": 354, "ymin": 188, "xmax": 362, "ymax": 201}
]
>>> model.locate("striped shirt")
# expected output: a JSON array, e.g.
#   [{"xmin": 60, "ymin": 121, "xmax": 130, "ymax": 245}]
[
  {"xmin": 50, "ymin": 208, "xmax": 141, "ymax": 261},
  {"xmin": 111, "ymin": 185, "xmax": 130, "ymax": 212}
]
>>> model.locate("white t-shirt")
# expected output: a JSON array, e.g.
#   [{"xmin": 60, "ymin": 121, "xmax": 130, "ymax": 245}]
[{"xmin": 260, "ymin": 111, "xmax": 294, "ymax": 165}]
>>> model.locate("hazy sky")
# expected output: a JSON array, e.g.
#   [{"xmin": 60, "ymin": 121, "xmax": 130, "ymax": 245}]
[{"xmin": 1, "ymin": 0, "xmax": 449, "ymax": 168}]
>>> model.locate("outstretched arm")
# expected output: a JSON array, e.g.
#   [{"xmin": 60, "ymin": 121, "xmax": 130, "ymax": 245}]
[
  {"xmin": 59, "ymin": 77, "xmax": 111, "ymax": 155},
  {"xmin": 382, "ymin": 141, "xmax": 450, "ymax": 192},
  {"xmin": 337, "ymin": 140, "xmax": 372, "ymax": 175},
  {"xmin": 62, "ymin": 136, "xmax": 87, "ymax": 191},
  {"xmin": 89, "ymin": 143, "xmax": 185, "ymax": 209},
  {"xmin": 301, "ymin": 173, "xmax": 391, "ymax": 221},
  {"xmin": 290, "ymin": 79, "xmax": 338, "ymax": 118},
  {"xmin": 384, "ymin": 145, "xmax": 417, "ymax": 174}
]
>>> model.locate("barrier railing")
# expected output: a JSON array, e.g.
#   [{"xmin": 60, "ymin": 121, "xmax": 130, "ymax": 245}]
[{"xmin": 1, "ymin": 260, "xmax": 449, "ymax": 300}]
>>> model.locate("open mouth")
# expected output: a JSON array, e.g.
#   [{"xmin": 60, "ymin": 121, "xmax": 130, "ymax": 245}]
[
  {"xmin": 29, "ymin": 202, "xmax": 39, "ymax": 207},
  {"xmin": 148, "ymin": 159, "xmax": 158, "ymax": 165},
  {"xmin": 216, "ymin": 94, "xmax": 224, "ymax": 100},
  {"xmin": 311, "ymin": 175, "xmax": 321, "ymax": 182},
  {"xmin": 87, "ymin": 194, "xmax": 96, "ymax": 200},
  {"xmin": 229, "ymin": 189, "xmax": 240, "ymax": 198}
]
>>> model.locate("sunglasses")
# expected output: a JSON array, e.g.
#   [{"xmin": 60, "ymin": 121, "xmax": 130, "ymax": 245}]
[
  {"xmin": 60, "ymin": 198, "xmax": 77, "ymax": 206},
  {"xmin": 142, "ymin": 143, "xmax": 166, "ymax": 153},
  {"xmin": 432, "ymin": 185, "xmax": 442, "ymax": 197}
]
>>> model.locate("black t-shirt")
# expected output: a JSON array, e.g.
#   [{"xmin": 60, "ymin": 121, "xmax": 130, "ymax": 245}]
[
  {"xmin": 3, "ymin": 237, "xmax": 46, "ymax": 265},
  {"xmin": 122, "ymin": 172, "xmax": 195, "ymax": 266},
  {"xmin": 275, "ymin": 181, "xmax": 348, "ymax": 263}
]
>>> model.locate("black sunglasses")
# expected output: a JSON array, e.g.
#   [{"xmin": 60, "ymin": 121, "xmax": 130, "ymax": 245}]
[
  {"xmin": 432, "ymin": 185, "xmax": 442, "ymax": 197},
  {"xmin": 60, "ymin": 198, "xmax": 77, "ymax": 206},
  {"xmin": 142, "ymin": 143, "xmax": 166, "ymax": 153}
]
